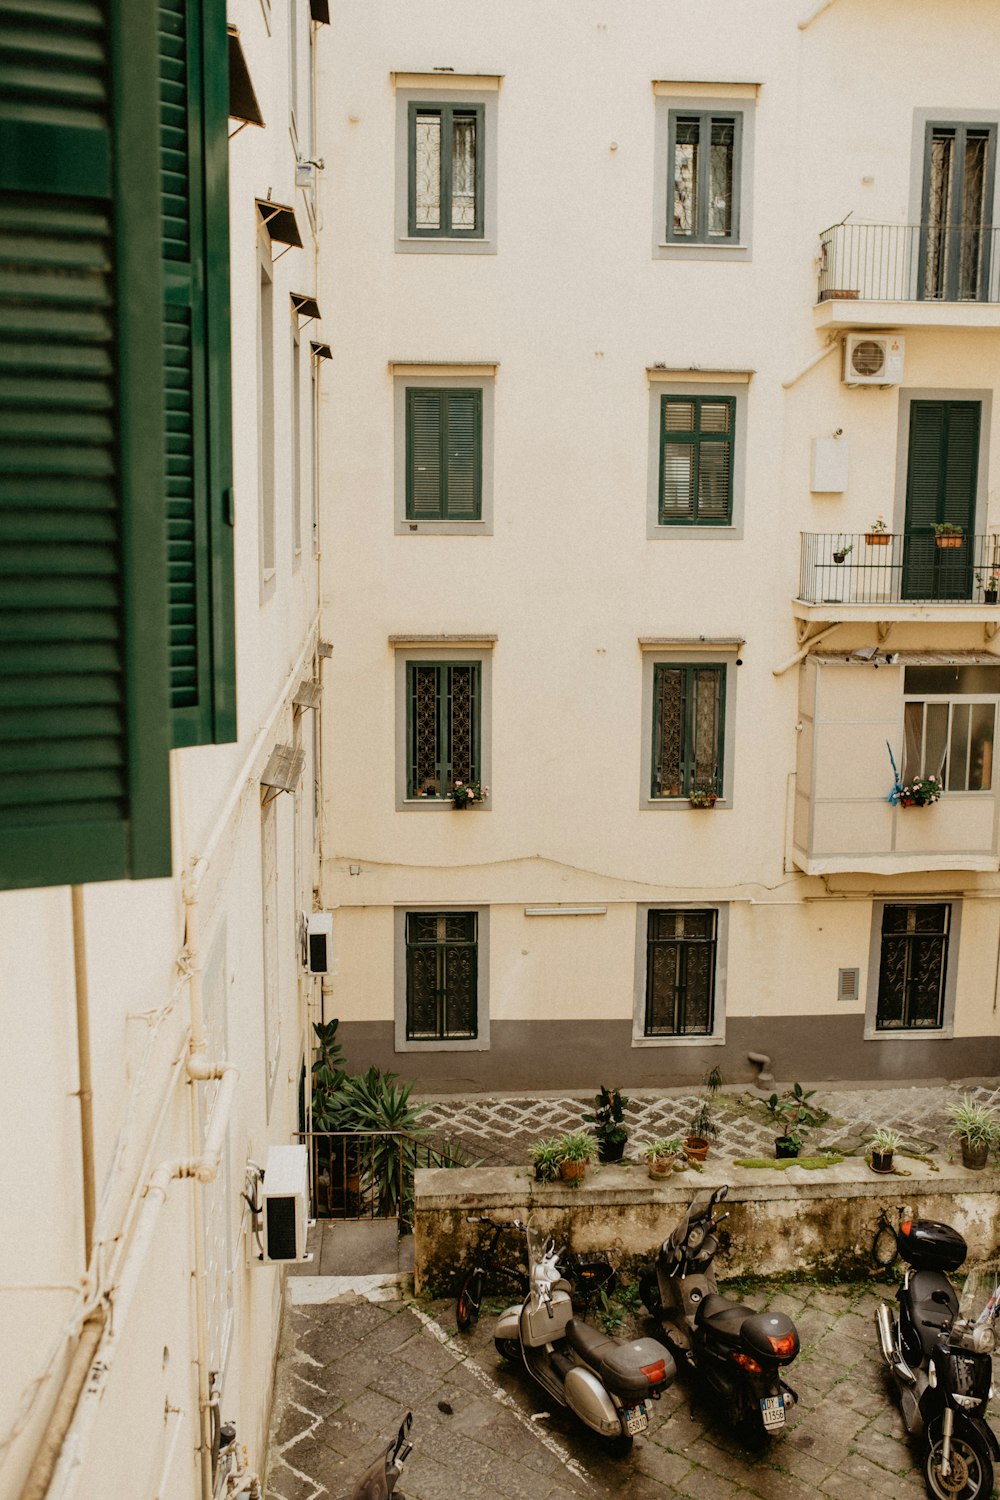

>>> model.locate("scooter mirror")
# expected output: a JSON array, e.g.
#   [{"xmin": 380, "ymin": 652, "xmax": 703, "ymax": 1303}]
[{"xmin": 715, "ymin": 1185, "xmax": 729, "ymax": 1204}]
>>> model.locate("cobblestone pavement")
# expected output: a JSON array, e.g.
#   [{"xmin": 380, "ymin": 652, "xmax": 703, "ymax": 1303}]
[
  {"xmin": 265, "ymin": 1273, "xmax": 999, "ymax": 1500},
  {"xmin": 417, "ymin": 1082, "xmax": 1000, "ymax": 1168}
]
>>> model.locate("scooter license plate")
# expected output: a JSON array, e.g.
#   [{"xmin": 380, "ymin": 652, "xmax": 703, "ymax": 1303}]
[
  {"xmin": 623, "ymin": 1403, "xmax": 648, "ymax": 1435},
  {"xmin": 760, "ymin": 1395, "xmax": 785, "ymax": 1430}
]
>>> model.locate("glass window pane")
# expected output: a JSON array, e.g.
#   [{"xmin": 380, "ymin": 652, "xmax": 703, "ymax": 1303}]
[
  {"xmin": 414, "ymin": 112, "xmax": 441, "ymax": 230},
  {"xmin": 970, "ymin": 703, "xmax": 995, "ymax": 790},
  {"xmin": 948, "ymin": 702, "xmax": 970, "ymax": 790},
  {"xmin": 697, "ymin": 442, "xmax": 731, "ymax": 519},
  {"xmin": 691, "ymin": 669, "xmax": 721, "ymax": 787},
  {"xmin": 924, "ymin": 701, "xmax": 949, "ymax": 778},
  {"xmin": 708, "ymin": 119, "xmax": 734, "ymax": 238},
  {"xmin": 411, "ymin": 664, "xmax": 442, "ymax": 796},
  {"xmin": 672, "ymin": 118, "xmax": 699, "ymax": 236},
  {"xmin": 653, "ymin": 667, "xmax": 684, "ymax": 796},
  {"xmin": 661, "ymin": 447, "xmax": 695, "ymax": 518},
  {"xmin": 451, "ymin": 113, "xmax": 477, "ymax": 229}
]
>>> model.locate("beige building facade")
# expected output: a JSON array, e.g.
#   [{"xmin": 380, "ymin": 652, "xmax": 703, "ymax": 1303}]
[{"xmin": 319, "ymin": 0, "xmax": 1000, "ymax": 1090}]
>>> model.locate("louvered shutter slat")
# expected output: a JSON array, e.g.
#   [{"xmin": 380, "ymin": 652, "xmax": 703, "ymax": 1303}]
[
  {"xmin": 0, "ymin": 4, "xmax": 170, "ymax": 887},
  {"xmin": 444, "ymin": 390, "xmax": 481, "ymax": 519},
  {"xmin": 407, "ymin": 390, "xmax": 444, "ymax": 517}
]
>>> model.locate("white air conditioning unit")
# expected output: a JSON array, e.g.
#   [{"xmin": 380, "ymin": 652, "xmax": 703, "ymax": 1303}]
[
  {"xmin": 843, "ymin": 334, "xmax": 905, "ymax": 386},
  {"xmin": 305, "ymin": 911, "xmax": 334, "ymax": 974},
  {"xmin": 260, "ymin": 1145, "xmax": 311, "ymax": 1263}
]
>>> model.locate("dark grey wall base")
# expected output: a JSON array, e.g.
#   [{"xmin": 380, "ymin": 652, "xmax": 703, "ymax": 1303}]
[{"xmin": 336, "ymin": 1017, "xmax": 1000, "ymax": 1093}]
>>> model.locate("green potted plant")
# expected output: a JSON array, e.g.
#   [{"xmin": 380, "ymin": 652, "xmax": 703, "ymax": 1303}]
[
  {"xmin": 948, "ymin": 1095, "xmax": 999, "ymax": 1171},
  {"xmin": 832, "ymin": 542, "xmax": 853, "ymax": 565},
  {"xmin": 583, "ymin": 1085, "xmax": 632, "ymax": 1163},
  {"xmin": 644, "ymin": 1136, "xmax": 684, "ymax": 1180},
  {"xmin": 688, "ymin": 786, "xmax": 718, "ymax": 809},
  {"xmin": 865, "ymin": 514, "xmax": 890, "ymax": 546},
  {"xmin": 867, "ymin": 1127, "xmax": 901, "ymax": 1174},
  {"xmin": 934, "ymin": 521, "xmax": 964, "ymax": 549},
  {"xmin": 530, "ymin": 1138, "xmax": 562, "ymax": 1183},
  {"xmin": 898, "ymin": 774, "xmax": 942, "ymax": 808},
  {"xmin": 452, "ymin": 779, "xmax": 489, "ymax": 809},
  {"xmin": 766, "ymin": 1082, "xmax": 821, "ymax": 1159},
  {"xmin": 684, "ymin": 1065, "xmax": 723, "ymax": 1161},
  {"xmin": 554, "ymin": 1131, "xmax": 596, "ymax": 1183},
  {"xmin": 977, "ymin": 571, "xmax": 1000, "ymax": 605}
]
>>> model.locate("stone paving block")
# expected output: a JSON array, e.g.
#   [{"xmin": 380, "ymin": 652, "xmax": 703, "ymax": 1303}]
[{"xmin": 677, "ymin": 1463, "xmax": 749, "ymax": 1500}]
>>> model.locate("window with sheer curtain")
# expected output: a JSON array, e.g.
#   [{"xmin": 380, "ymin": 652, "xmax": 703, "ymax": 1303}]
[
  {"xmin": 408, "ymin": 103, "xmax": 483, "ymax": 237},
  {"xmin": 902, "ymin": 665, "xmax": 999, "ymax": 791}
]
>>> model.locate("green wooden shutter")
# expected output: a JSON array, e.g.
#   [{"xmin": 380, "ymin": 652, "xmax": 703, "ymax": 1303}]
[
  {"xmin": 903, "ymin": 401, "xmax": 979, "ymax": 599},
  {"xmin": 406, "ymin": 388, "xmax": 482, "ymax": 520},
  {"xmin": 0, "ymin": 1, "xmax": 171, "ymax": 889},
  {"xmin": 659, "ymin": 395, "xmax": 734, "ymax": 525},
  {"xmin": 159, "ymin": 0, "xmax": 235, "ymax": 746}
]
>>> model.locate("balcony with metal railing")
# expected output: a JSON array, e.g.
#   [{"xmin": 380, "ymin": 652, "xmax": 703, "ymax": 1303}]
[
  {"xmin": 795, "ymin": 532, "xmax": 1000, "ymax": 625},
  {"xmin": 814, "ymin": 221, "xmax": 1000, "ymax": 329}
]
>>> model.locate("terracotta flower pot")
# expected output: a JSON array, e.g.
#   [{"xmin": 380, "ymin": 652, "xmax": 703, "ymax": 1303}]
[
  {"xmin": 558, "ymin": 1158, "xmax": 587, "ymax": 1183},
  {"xmin": 936, "ymin": 535, "xmax": 963, "ymax": 549},
  {"xmin": 865, "ymin": 532, "xmax": 891, "ymax": 546},
  {"xmin": 684, "ymin": 1135, "xmax": 709, "ymax": 1162}
]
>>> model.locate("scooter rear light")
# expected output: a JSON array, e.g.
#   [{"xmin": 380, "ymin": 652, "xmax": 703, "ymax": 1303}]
[
  {"xmin": 731, "ymin": 1351, "xmax": 764, "ymax": 1375},
  {"xmin": 640, "ymin": 1360, "xmax": 667, "ymax": 1384},
  {"xmin": 768, "ymin": 1333, "xmax": 797, "ymax": 1357},
  {"xmin": 900, "ymin": 1219, "xmax": 912, "ymax": 1238}
]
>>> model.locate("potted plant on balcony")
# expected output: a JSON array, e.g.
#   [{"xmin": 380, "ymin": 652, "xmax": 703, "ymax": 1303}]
[
  {"xmin": 644, "ymin": 1136, "xmax": 684, "ymax": 1180},
  {"xmin": 452, "ymin": 779, "xmax": 488, "ymax": 809},
  {"xmin": 934, "ymin": 522, "xmax": 964, "ymax": 550},
  {"xmin": 977, "ymin": 571, "xmax": 1000, "ymax": 605},
  {"xmin": 583, "ymin": 1085, "xmax": 632, "ymax": 1163},
  {"xmin": 688, "ymin": 786, "xmax": 718, "ymax": 809},
  {"xmin": 948, "ymin": 1096, "xmax": 999, "ymax": 1171},
  {"xmin": 865, "ymin": 514, "xmax": 891, "ymax": 546},
  {"xmin": 832, "ymin": 542, "xmax": 853, "ymax": 565},
  {"xmin": 866, "ymin": 1127, "xmax": 901, "ymax": 1174},
  {"xmin": 554, "ymin": 1131, "xmax": 596, "ymax": 1184},
  {"xmin": 898, "ymin": 774, "xmax": 942, "ymax": 808}
]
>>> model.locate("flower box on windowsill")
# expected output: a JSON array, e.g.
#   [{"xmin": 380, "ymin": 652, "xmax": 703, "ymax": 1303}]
[
  {"xmin": 819, "ymin": 288, "xmax": 860, "ymax": 301},
  {"xmin": 936, "ymin": 534, "xmax": 964, "ymax": 549},
  {"xmin": 865, "ymin": 532, "xmax": 891, "ymax": 546},
  {"xmin": 688, "ymin": 789, "xmax": 718, "ymax": 809}
]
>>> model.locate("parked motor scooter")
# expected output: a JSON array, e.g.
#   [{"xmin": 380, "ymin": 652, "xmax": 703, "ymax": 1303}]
[
  {"xmin": 337, "ymin": 1412, "xmax": 412, "ymax": 1500},
  {"xmin": 639, "ymin": 1185, "xmax": 800, "ymax": 1441},
  {"xmin": 493, "ymin": 1216, "xmax": 676, "ymax": 1455},
  {"xmin": 875, "ymin": 1218, "xmax": 1000, "ymax": 1500}
]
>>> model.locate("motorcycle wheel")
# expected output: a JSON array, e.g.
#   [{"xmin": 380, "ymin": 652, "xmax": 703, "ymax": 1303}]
[
  {"xmin": 456, "ymin": 1271, "xmax": 482, "ymax": 1333},
  {"xmin": 639, "ymin": 1270, "xmax": 662, "ymax": 1316},
  {"xmin": 494, "ymin": 1338, "xmax": 521, "ymax": 1362},
  {"xmin": 924, "ymin": 1420, "xmax": 994, "ymax": 1500}
]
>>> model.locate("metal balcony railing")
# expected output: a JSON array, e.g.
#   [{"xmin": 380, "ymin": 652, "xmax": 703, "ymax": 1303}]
[
  {"xmin": 798, "ymin": 533, "xmax": 1000, "ymax": 606},
  {"xmin": 818, "ymin": 222, "xmax": 1000, "ymax": 304}
]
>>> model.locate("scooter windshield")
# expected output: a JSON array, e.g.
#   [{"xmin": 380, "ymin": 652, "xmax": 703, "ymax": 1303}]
[{"xmin": 525, "ymin": 1216, "xmax": 550, "ymax": 1276}]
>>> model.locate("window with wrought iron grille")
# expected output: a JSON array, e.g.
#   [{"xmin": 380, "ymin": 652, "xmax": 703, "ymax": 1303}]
[
  {"xmin": 667, "ymin": 111, "xmax": 741, "ymax": 245},
  {"xmin": 659, "ymin": 395, "xmax": 735, "ymax": 525},
  {"xmin": 405, "ymin": 911, "xmax": 478, "ymax": 1040},
  {"xmin": 651, "ymin": 663, "xmax": 725, "ymax": 799},
  {"xmin": 875, "ymin": 903, "xmax": 951, "ymax": 1031},
  {"xmin": 408, "ymin": 102, "xmax": 484, "ymax": 238},
  {"xmin": 645, "ymin": 909, "xmax": 718, "ymax": 1036},
  {"xmin": 406, "ymin": 661, "xmax": 481, "ymax": 798}
]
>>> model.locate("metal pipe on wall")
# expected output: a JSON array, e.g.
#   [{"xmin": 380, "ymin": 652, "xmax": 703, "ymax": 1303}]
[{"xmin": 70, "ymin": 888, "xmax": 95, "ymax": 1267}]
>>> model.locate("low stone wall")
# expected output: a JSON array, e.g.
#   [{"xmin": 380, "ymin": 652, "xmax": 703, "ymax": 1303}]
[{"xmin": 413, "ymin": 1157, "xmax": 1000, "ymax": 1296}]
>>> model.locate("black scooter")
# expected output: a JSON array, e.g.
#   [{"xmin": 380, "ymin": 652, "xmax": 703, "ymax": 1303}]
[
  {"xmin": 337, "ymin": 1412, "xmax": 412, "ymax": 1500},
  {"xmin": 639, "ymin": 1185, "xmax": 800, "ymax": 1441},
  {"xmin": 876, "ymin": 1218, "xmax": 1000, "ymax": 1500}
]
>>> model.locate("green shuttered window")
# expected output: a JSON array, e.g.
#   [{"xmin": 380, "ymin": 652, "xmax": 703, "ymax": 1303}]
[
  {"xmin": 0, "ymin": 2, "xmax": 171, "ymax": 887},
  {"xmin": 902, "ymin": 400, "xmax": 980, "ymax": 601},
  {"xmin": 659, "ymin": 395, "xmax": 735, "ymax": 525},
  {"xmin": 158, "ymin": 0, "xmax": 236, "ymax": 745},
  {"xmin": 406, "ymin": 389, "xmax": 482, "ymax": 520}
]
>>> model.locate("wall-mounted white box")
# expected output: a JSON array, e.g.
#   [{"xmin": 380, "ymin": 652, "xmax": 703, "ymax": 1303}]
[{"xmin": 810, "ymin": 436, "xmax": 849, "ymax": 493}]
